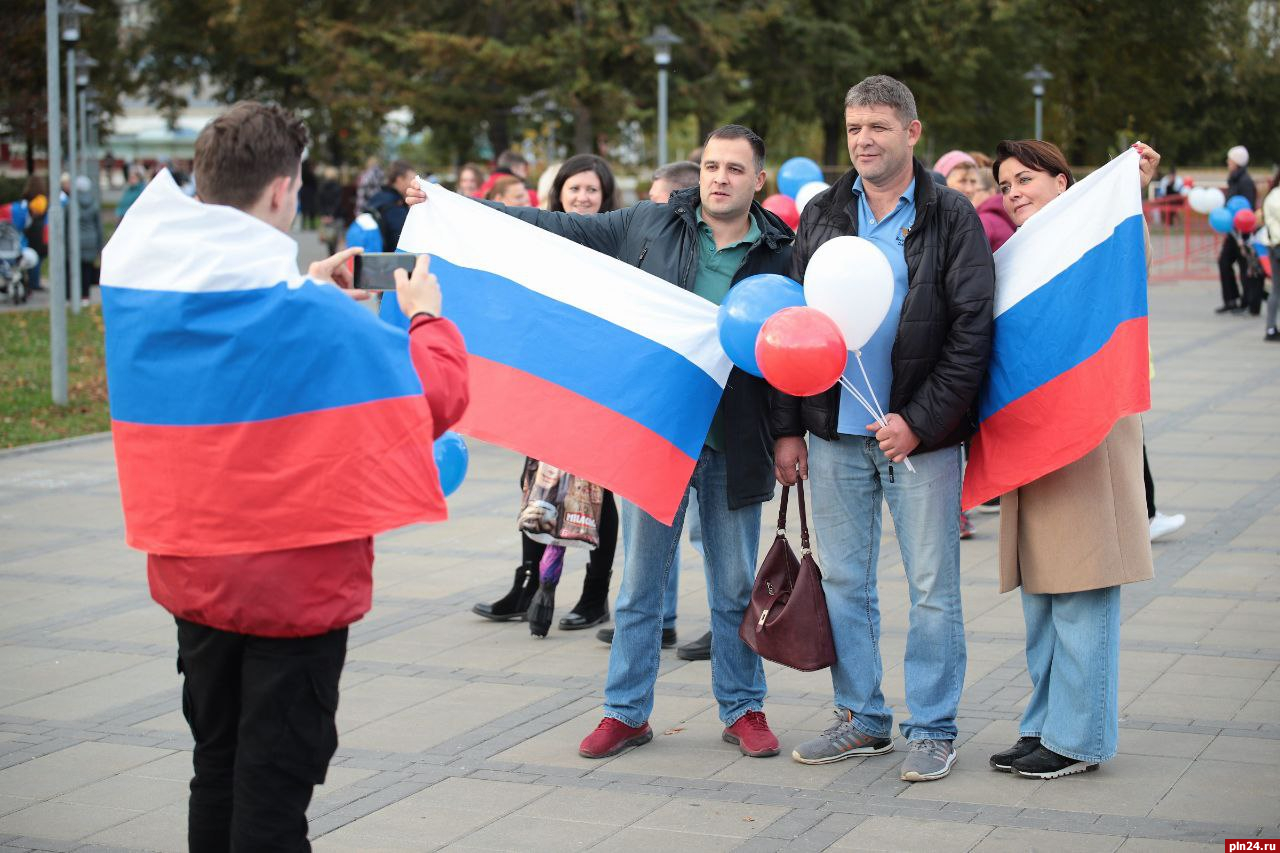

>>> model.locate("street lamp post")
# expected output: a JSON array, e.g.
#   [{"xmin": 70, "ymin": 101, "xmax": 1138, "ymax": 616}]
[
  {"xmin": 63, "ymin": 3, "xmax": 93, "ymax": 314},
  {"xmin": 77, "ymin": 57, "xmax": 97, "ymax": 185},
  {"xmin": 644, "ymin": 25, "xmax": 681, "ymax": 167},
  {"xmin": 1024, "ymin": 64, "xmax": 1053, "ymax": 141},
  {"xmin": 83, "ymin": 87, "xmax": 100, "ymax": 191},
  {"xmin": 45, "ymin": 0, "xmax": 67, "ymax": 405}
]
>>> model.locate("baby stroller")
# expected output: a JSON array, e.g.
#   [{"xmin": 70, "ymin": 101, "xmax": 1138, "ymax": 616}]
[{"xmin": 0, "ymin": 222, "xmax": 36, "ymax": 305}]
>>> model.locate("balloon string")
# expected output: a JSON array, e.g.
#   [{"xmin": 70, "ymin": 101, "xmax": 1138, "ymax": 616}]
[
  {"xmin": 838, "ymin": 376, "xmax": 885, "ymax": 428},
  {"xmin": 838, "ymin": 373, "xmax": 916, "ymax": 474},
  {"xmin": 853, "ymin": 350, "xmax": 889, "ymax": 424}
]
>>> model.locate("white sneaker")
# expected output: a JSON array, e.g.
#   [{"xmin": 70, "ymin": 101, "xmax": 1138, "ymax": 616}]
[{"xmin": 1149, "ymin": 511, "xmax": 1185, "ymax": 542}]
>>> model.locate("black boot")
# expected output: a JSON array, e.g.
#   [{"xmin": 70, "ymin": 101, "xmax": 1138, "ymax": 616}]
[
  {"xmin": 472, "ymin": 562, "xmax": 538, "ymax": 621},
  {"xmin": 528, "ymin": 580, "xmax": 557, "ymax": 638},
  {"xmin": 560, "ymin": 566, "xmax": 611, "ymax": 630}
]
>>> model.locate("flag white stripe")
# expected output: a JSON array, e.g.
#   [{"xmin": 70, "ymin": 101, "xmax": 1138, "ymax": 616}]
[
  {"xmin": 400, "ymin": 183, "xmax": 732, "ymax": 386},
  {"xmin": 101, "ymin": 171, "xmax": 307, "ymax": 293},
  {"xmin": 993, "ymin": 149, "xmax": 1143, "ymax": 318}
]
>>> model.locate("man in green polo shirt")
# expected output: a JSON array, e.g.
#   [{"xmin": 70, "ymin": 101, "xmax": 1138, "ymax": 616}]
[{"xmin": 404, "ymin": 124, "xmax": 796, "ymax": 761}]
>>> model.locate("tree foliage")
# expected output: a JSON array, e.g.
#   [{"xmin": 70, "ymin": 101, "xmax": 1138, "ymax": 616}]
[
  {"xmin": 1, "ymin": 0, "xmax": 128, "ymax": 174},
  {"xmin": 13, "ymin": 0, "xmax": 1280, "ymax": 172}
]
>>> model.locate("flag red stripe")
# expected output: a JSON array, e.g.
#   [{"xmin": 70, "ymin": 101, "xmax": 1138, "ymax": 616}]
[
  {"xmin": 457, "ymin": 354, "xmax": 698, "ymax": 525},
  {"xmin": 962, "ymin": 317, "xmax": 1150, "ymax": 510},
  {"xmin": 113, "ymin": 396, "xmax": 444, "ymax": 556}
]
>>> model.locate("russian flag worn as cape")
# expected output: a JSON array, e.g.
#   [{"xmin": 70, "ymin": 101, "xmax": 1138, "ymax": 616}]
[
  {"xmin": 101, "ymin": 171, "xmax": 447, "ymax": 557},
  {"xmin": 961, "ymin": 149, "xmax": 1150, "ymax": 510},
  {"xmin": 394, "ymin": 184, "xmax": 733, "ymax": 525}
]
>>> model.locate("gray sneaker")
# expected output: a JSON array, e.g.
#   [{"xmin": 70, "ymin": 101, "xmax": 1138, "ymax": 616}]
[
  {"xmin": 900, "ymin": 738, "xmax": 956, "ymax": 782},
  {"xmin": 791, "ymin": 710, "xmax": 894, "ymax": 765}
]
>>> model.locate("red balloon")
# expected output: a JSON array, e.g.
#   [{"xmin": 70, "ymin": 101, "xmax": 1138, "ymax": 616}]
[
  {"xmin": 1233, "ymin": 208, "xmax": 1257, "ymax": 233},
  {"xmin": 761, "ymin": 193, "xmax": 800, "ymax": 230},
  {"xmin": 1182, "ymin": 176, "xmax": 1195, "ymax": 188},
  {"xmin": 755, "ymin": 307, "xmax": 847, "ymax": 397}
]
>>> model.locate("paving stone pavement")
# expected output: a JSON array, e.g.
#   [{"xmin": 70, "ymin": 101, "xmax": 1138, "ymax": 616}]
[{"xmin": 0, "ymin": 276, "xmax": 1277, "ymax": 852}]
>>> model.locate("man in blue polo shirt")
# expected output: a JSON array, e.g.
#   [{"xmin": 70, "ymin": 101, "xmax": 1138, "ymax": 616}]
[
  {"xmin": 772, "ymin": 75, "xmax": 995, "ymax": 783},
  {"xmin": 836, "ymin": 174, "xmax": 913, "ymax": 437}
]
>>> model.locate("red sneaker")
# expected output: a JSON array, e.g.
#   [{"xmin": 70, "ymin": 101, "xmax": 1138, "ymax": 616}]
[
  {"xmin": 578, "ymin": 717, "xmax": 653, "ymax": 759},
  {"xmin": 722, "ymin": 710, "xmax": 780, "ymax": 757}
]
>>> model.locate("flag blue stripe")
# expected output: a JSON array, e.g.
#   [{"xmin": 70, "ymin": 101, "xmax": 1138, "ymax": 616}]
[
  {"xmin": 102, "ymin": 281, "xmax": 424, "ymax": 425},
  {"xmin": 428, "ymin": 256, "xmax": 722, "ymax": 458},
  {"xmin": 980, "ymin": 214, "xmax": 1147, "ymax": 421}
]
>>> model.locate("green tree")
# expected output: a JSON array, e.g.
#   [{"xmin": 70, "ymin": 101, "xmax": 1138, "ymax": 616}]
[{"xmin": 1, "ymin": 1, "xmax": 127, "ymax": 175}]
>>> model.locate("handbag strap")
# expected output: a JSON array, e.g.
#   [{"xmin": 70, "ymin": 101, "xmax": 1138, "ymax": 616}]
[
  {"xmin": 776, "ymin": 484, "xmax": 789, "ymax": 534},
  {"xmin": 794, "ymin": 479, "xmax": 812, "ymax": 556}
]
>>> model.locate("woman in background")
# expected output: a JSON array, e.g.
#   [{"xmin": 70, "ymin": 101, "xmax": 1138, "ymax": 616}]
[
  {"xmin": 473, "ymin": 154, "xmax": 622, "ymax": 635},
  {"xmin": 457, "ymin": 163, "xmax": 486, "ymax": 197}
]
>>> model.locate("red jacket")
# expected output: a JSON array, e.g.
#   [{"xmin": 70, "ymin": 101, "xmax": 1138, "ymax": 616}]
[
  {"xmin": 977, "ymin": 194, "xmax": 1016, "ymax": 253},
  {"xmin": 148, "ymin": 314, "xmax": 469, "ymax": 637}
]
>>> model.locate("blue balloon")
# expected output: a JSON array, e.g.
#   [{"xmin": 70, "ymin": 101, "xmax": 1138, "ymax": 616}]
[
  {"xmin": 777, "ymin": 157, "xmax": 824, "ymax": 199},
  {"xmin": 433, "ymin": 431, "xmax": 469, "ymax": 497},
  {"xmin": 1226, "ymin": 195, "xmax": 1251, "ymax": 214},
  {"xmin": 717, "ymin": 274, "xmax": 806, "ymax": 376},
  {"xmin": 1209, "ymin": 206, "xmax": 1235, "ymax": 234}
]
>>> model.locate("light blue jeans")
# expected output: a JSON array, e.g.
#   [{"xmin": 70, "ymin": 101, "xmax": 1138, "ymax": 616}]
[
  {"xmin": 808, "ymin": 437, "xmax": 966, "ymax": 742},
  {"xmin": 604, "ymin": 448, "xmax": 765, "ymax": 727},
  {"xmin": 1020, "ymin": 585, "xmax": 1121, "ymax": 763}
]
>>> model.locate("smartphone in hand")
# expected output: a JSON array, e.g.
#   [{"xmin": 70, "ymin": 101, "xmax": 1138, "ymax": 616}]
[{"xmin": 353, "ymin": 252, "xmax": 419, "ymax": 290}]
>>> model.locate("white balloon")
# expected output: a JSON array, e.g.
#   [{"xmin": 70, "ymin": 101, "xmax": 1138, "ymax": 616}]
[
  {"xmin": 1203, "ymin": 187, "xmax": 1226, "ymax": 211},
  {"xmin": 803, "ymin": 236, "xmax": 894, "ymax": 350},
  {"xmin": 1187, "ymin": 187, "xmax": 1214, "ymax": 214},
  {"xmin": 796, "ymin": 181, "xmax": 830, "ymax": 211}
]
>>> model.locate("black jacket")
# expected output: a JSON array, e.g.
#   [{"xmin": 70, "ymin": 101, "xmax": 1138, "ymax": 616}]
[
  {"xmin": 366, "ymin": 186, "xmax": 410, "ymax": 250},
  {"xmin": 771, "ymin": 158, "xmax": 995, "ymax": 450},
  {"xmin": 486, "ymin": 186, "xmax": 794, "ymax": 510},
  {"xmin": 1227, "ymin": 165, "xmax": 1257, "ymax": 210}
]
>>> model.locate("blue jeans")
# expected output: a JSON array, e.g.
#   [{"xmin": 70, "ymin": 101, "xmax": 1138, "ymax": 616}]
[
  {"xmin": 1020, "ymin": 586, "xmax": 1121, "ymax": 763},
  {"xmin": 808, "ymin": 437, "xmax": 965, "ymax": 741},
  {"xmin": 604, "ymin": 448, "xmax": 765, "ymax": 727}
]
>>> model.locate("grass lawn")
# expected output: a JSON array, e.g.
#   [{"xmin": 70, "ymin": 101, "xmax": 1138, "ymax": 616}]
[{"xmin": 0, "ymin": 306, "xmax": 109, "ymax": 448}]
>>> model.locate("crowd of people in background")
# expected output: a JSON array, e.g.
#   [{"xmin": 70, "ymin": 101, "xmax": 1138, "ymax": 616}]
[{"xmin": 10, "ymin": 130, "xmax": 1274, "ymax": 337}]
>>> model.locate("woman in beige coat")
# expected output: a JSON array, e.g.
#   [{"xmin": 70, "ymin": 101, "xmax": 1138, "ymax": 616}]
[{"xmin": 986, "ymin": 139, "xmax": 1159, "ymax": 780}]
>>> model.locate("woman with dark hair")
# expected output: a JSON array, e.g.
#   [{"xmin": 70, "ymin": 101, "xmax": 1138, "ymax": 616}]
[
  {"xmin": 472, "ymin": 154, "xmax": 622, "ymax": 636},
  {"xmin": 986, "ymin": 139, "xmax": 1160, "ymax": 780},
  {"xmin": 547, "ymin": 154, "xmax": 620, "ymax": 214}
]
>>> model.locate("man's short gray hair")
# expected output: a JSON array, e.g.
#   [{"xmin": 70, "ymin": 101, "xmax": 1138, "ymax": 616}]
[
  {"xmin": 844, "ymin": 75, "xmax": 918, "ymax": 126},
  {"xmin": 653, "ymin": 160, "xmax": 700, "ymax": 190}
]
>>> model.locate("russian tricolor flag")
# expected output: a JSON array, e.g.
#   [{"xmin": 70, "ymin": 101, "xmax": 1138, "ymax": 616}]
[
  {"xmin": 396, "ymin": 184, "xmax": 732, "ymax": 524},
  {"xmin": 962, "ymin": 149, "xmax": 1150, "ymax": 510},
  {"xmin": 101, "ymin": 171, "xmax": 447, "ymax": 557}
]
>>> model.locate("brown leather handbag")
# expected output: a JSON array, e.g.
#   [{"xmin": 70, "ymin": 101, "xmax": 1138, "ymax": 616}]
[{"xmin": 738, "ymin": 480, "xmax": 836, "ymax": 672}]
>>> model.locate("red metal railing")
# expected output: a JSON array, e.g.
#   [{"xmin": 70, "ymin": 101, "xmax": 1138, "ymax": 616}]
[{"xmin": 1142, "ymin": 195, "xmax": 1220, "ymax": 282}]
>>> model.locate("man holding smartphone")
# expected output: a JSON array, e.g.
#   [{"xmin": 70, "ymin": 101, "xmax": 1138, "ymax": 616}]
[{"xmin": 122, "ymin": 102, "xmax": 469, "ymax": 851}]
